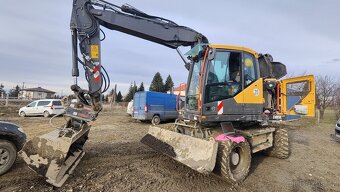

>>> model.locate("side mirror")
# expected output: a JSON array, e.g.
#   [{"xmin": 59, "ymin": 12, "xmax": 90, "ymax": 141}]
[{"xmin": 207, "ymin": 48, "xmax": 216, "ymax": 60}]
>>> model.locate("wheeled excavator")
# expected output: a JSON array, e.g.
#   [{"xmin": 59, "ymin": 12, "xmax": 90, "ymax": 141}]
[{"xmin": 20, "ymin": 0, "xmax": 316, "ymax": 187}]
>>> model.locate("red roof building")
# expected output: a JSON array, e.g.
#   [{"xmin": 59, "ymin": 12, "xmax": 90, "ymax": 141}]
[{"xmin": 173, "ymin": 83, "xmax": 186, "ymax": 96}]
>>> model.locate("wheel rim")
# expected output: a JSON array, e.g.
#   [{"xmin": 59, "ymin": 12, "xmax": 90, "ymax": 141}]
[
  {"xmin": 231, "ymin": 151, "xmax": 240, "ymax": 166},
  {"xmin": 0, "ymin": 148, "xmax": 10, "ymax": 167},
  {"xmin": 44, "ymin": 111, "xmax": 49, "ymax": 117},
  {"xmin": 20, "ymin": 112, "xmax": 25, "ymax": 117},
  {"xmin": 153, "ymin": 116, "xmax": 160, "ymax": 124},
  {"xmin": 229, "ymin": 146, "xmax": 245, "ymax": 174}
]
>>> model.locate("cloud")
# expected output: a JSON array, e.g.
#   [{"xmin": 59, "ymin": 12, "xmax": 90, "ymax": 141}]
[
  {"xmin": 1, "ymin": 0, "xmax": 340, "ymax": 97},
  {"xmin": 326, "ymin": 58, "xmax": 340, "ymax": 63}
]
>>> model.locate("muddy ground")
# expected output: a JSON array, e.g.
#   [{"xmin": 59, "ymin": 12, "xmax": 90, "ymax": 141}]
[{"xmin": 0, "ymin": 108, "xmax": 339, "ymax": 192}]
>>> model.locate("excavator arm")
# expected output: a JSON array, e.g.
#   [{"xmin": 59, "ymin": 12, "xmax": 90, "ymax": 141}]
[
  {"xmin": 20, "ymin": 0, "xmax": 208, "ymax": 187},
  {"xmin": 69, "ymin": 0, "xmax": 207, "ymax": 118}
]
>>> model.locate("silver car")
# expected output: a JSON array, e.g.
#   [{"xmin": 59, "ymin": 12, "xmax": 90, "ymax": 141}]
[
  {"xmin": 19, "ymin": 99, "xmax": 65, "ymax": 118},
  {"xmin": 336, "ymin": 118, "xmax": 340, "ymax": 139}
]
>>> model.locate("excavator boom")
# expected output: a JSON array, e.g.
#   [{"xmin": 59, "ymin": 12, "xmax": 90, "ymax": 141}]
[{"xmin": 20, "ymin": 0, "xmax": 209, "ymax": 187}]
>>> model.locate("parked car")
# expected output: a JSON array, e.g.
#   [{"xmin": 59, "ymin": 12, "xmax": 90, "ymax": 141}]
[
  {"xmin": 127, "ymin": 100, "xmax": 134, "ymax": 116},
  {"xmin": 133, "ymin": 91, "xmax": 178, "ymax": 125},
  {"xmin": 19, "ymin": 99, "xmax": 65, "ymax": 117},
  {"xmin": 0, "ymin": 121, "xmax": 26, "ymax": 175},
  {"xmin": 335, "ymin": 118, "xmax": 340, "ymax": 140}
]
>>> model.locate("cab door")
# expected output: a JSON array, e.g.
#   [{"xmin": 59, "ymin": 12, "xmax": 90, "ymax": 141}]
[
  {"xmin": 277, "ymin": 75, "xmax": 315, "ymax": 118},
  {"xmin": 25, "ymin": 101, "xmax": 38, "ymax": 115},
  {"xmin": 36, "ymin": 101, "xmax": 50, "ymax": 114},
  {"xmin": 202, "ymin": 50, "xmax": 244, "ymax": 116},
  {"xmin": 233, "ymin": 52, "xmax": 263, "ymax": 115}
]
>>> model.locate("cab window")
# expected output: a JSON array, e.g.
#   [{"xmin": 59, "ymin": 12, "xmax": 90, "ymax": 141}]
[
  {"xmin": 205, "ymin": 51, "xmax": 242, "ymax": 103},
  {"xmin": 243, "ymin": 52, "xmax": 257, "ymax": 86}
]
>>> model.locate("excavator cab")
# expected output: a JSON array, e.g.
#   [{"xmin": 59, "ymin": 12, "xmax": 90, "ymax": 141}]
[{"xmin": 183, "ymin": 44, "xmax": 268, "ymax": 122}]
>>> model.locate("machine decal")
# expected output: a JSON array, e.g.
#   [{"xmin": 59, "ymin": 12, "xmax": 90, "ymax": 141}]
[
  {"xmin": 253, "ymin": 88, "xmax": 259, "ymax": 96},
  {"xmin": 215, "ymin": 134, "xmax": 245, "ymax": 143},
  {"xmin": 90, "ymin": 45, "xmax": 99, "ymax": 59},
  {"xmin": 93, "ymin": 63, "xmax": 101, "ymax": 82},
  {"xmin": 217, "ymin": 101, "xmax": 223, "ymax": 115}
]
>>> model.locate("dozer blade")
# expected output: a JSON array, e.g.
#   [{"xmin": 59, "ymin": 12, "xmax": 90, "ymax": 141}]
[
  {"xmin": 141, "ymin": 126, "xmax": 218, "ymax": 173},
  {"xmin": 20, "ymin": 125, "xmax": 90, "ymax": 187}
]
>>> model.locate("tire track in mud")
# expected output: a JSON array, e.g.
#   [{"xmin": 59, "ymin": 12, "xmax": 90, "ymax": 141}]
[
  {"xmin": 69, "ymin": 141, "xmax": 237, "ymax": 192},
  {"xmin": 1, "ymin": 111, "xmax": 340, "ymax": 191}
]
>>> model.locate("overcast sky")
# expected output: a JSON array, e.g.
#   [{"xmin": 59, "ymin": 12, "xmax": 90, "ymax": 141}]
[{"xmin": 0, "ymin": 0, "xmax": 339, "ymax": 95}]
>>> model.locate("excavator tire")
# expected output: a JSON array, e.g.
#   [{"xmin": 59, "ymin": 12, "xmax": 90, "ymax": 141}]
[
  {"xmin": 264, "ymin": 128, "xmax": 290, "ymax": 159},
  {"xmin": 214, "ymin": 140, "xmax": 251, "ymax": 183}
]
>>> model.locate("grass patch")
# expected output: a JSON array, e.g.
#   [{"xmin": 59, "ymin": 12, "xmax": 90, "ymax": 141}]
[{"xmin": 319, "ymin": 109, "xmax": 338, "ymax": 124}]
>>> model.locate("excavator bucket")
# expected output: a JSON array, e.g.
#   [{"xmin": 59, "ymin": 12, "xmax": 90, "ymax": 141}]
[
  {"xmin": 20, "ymin": 125, "xmax": 90, "ymax": 187},
  {"xmin": 141, "ymin": 126, "xmax": 218, "ymax": 173}
]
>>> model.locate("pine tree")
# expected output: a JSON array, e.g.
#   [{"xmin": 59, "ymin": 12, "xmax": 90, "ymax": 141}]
[
  {"xmin": 9, "ymin": 85, "xmax": 20, "ymax": 98},
  {"xmin": 138, "ymin": 82, "xmax": 145, "ymax": 92},
  {"xmin": 149, "ymin": 72, "xmax": 165, "ymax": 92},
  {"xmin": 117, "ymin": 91, "xmax": 123, "ymax": 102},
  {"xmin": 124, "ymin": 82, "xmax": 138, "ymax": 102},
  {"xmin": 0, "ymin": 83, "xmax": 5, "ymax": 98},
  {"xmin": 133, "ymin": 81, "xmax": 138, "ymax": 94},
  {"xmin": 164, "ymin": 75, "xmax": 174, "ymax": 92},
  {"xmin": 124, "ymin": 84, "xmax": 133, "ymax": 102}
]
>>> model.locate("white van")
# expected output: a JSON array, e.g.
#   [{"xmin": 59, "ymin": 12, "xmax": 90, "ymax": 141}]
[
  {"xmin": 19, "ymin": 99, "xmax": 65, "ymax": 117},
  {"xmin": 127, "ymin": 100, "xmax": 133, "ymax": 116}
]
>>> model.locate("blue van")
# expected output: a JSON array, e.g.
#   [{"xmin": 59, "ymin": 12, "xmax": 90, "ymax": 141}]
[{"xmin": 132, "ymin": 91, "xmax": 178, "ymax": 125}]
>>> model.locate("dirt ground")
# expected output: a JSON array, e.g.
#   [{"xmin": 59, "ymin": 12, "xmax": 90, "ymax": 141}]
[{"xmin": 0, "ymin": 108, "xmax": 339, "ymax": 192}]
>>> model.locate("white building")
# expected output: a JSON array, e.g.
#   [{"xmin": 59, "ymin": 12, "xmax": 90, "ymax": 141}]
[{"xmin": 19, "ymin": 87, "xmax": 56, "ymax": 99}]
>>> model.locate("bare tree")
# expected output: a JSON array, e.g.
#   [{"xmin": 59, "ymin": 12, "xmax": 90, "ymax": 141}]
[{"xmin": 315, "ymin": 75, "xmax": 337, "ymax": 119}]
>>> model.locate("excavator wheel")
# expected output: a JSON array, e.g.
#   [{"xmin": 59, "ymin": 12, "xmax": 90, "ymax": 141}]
[
  {"xmin": 214, "ymin": 140, "xmax": 251, "ymax": 183},
  {"xmin": 264, "ymin": 128, "xmax": 290, "ymax": 159}
]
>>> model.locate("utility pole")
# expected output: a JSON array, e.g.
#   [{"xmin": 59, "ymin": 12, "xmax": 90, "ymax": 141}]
[{"xmin": 113, "ymin": 84, "xmax": 117, "ymax": 104}]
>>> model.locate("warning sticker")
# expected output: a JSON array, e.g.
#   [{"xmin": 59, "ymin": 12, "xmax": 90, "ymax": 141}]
[
  {"xmin": 91, "ymin": 45, "xmax": 99, "ymax": 59},
  {"xmin": 217, "ymin": 101, "xmax": 223, "ymax": 115}
]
